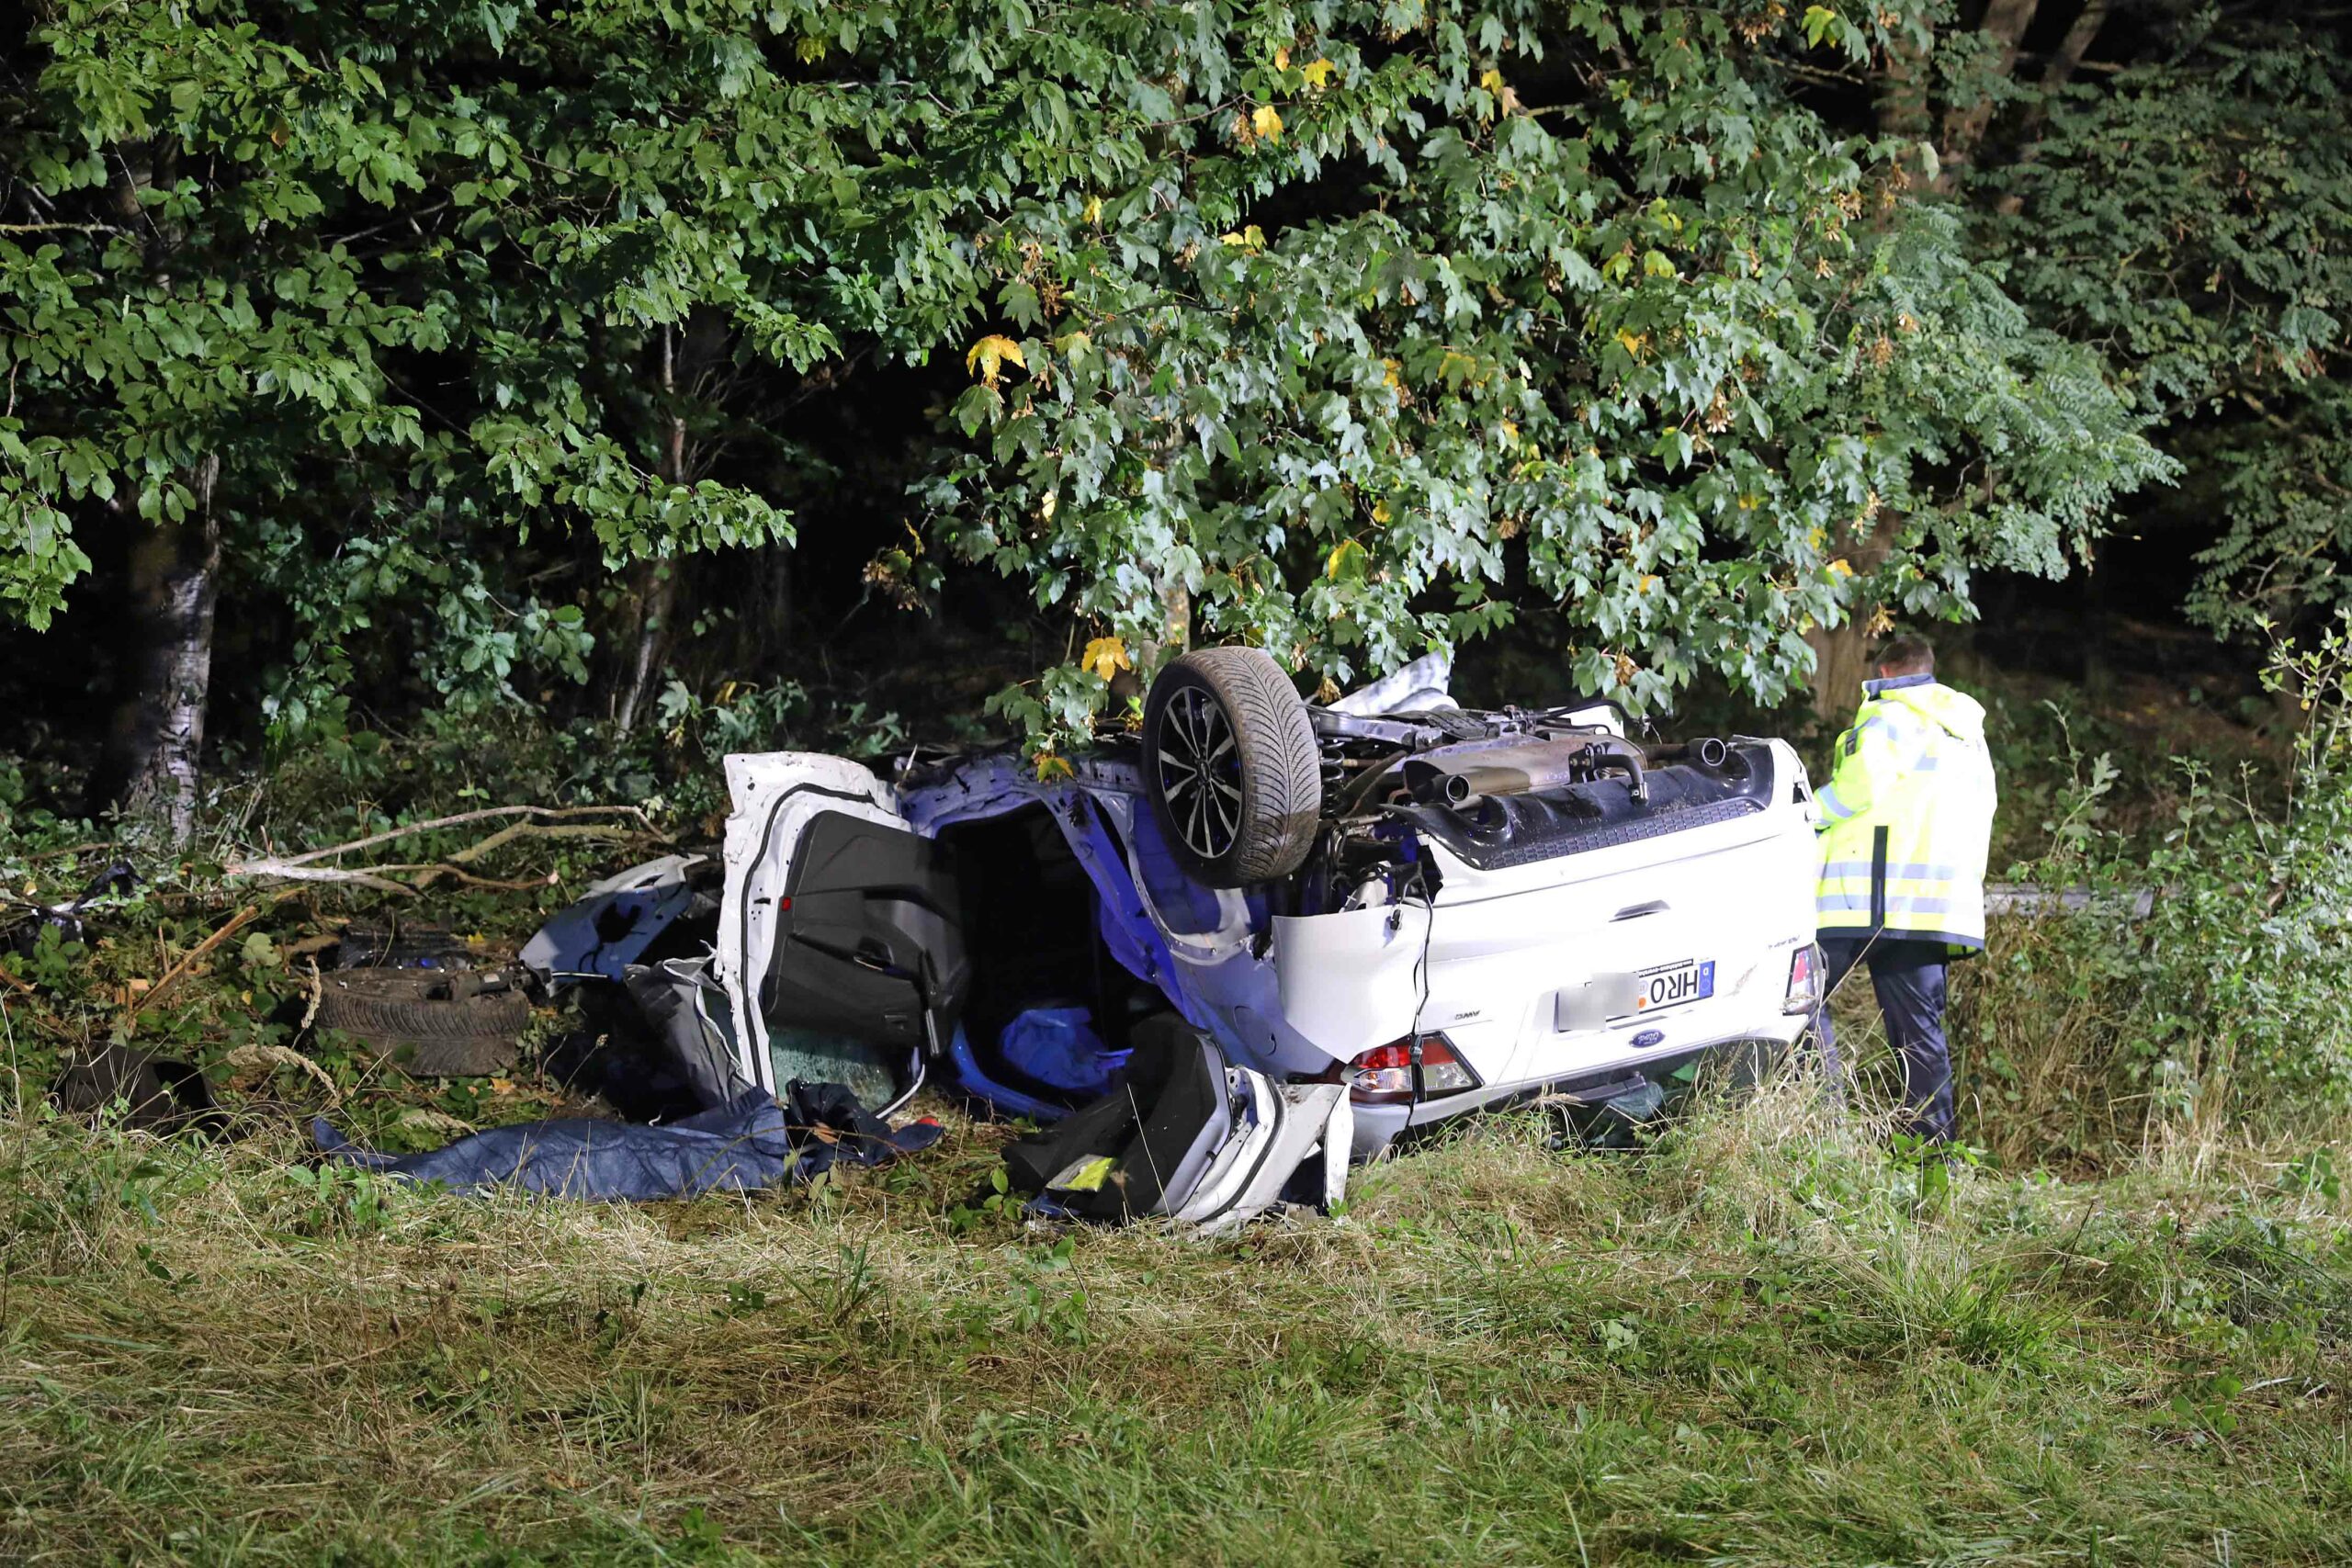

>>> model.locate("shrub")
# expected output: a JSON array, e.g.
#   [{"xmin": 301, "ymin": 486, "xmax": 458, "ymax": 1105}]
[{"xmin": 1956, "ymin": 615, "xmax": 2352, "ymax": 1165}]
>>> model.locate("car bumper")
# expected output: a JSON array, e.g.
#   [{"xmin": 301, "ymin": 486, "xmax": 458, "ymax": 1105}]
[{"xmin": 1344, "ymin": 1022, "xmax": 1809, "ymax": 1160}]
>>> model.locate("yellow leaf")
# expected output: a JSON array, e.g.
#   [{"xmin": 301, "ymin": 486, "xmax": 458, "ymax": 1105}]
[
  {"xmin": 1381, "ymin": 357, "xmax": 1403, "ymax": 390},
  {"xmin": 1498, "ymin": 419, "xmax": 1520, "ymax": 447},
  {"xmin": 1081, "ymin": 635, "xmax": 1130, "ymax": 682},
  {"xmin": 1479, "ymin": 68, "xmax": 1504, "ymax": 95},
  {"xmin": 1827, "ymin": 558, "xmax": 1853, "ymax": 577},
  {"xmin": 1615, "ymin": 329, "xmax": 1647, "ymax": 357},
  {"xmin": 1806, "ymin": 525, "xmax": 1824, "ymax": 546},
  {"xmin": 1326, "ymin": 538, "xmax": 1367, "ymax": 578},
  {"xmin": 1252, "ymin": 104, "xmax": 1283, "ymax": 141},
  {"xmin": 1370, "ymin": 500, "xmax": 1392, "ymax": 524},
  {"xmin": 1039, "ymin": 490, "xmax": 1057, "ymax": 521},
  {"xmin": 795, "ymin": 34, "xmax": 826, "ymax": 63},
  {"xmin": 1274, "ymin": 45, "xmax": 1291, "ymax": 69},
  {"xmin": 1301, "ymin": 58, "xmax": 1335, "ymax": 87},
  {"xmin": 964, "ymin": 333, "xmax": 1026, "ymax": 387},
  {"xmin": 1035, "ymin": 750, "xmax": 1075, "ymax": 783},
  {"xmin": 1082, "ymin": 194, "xmax": 1102, "ymax": 224}
]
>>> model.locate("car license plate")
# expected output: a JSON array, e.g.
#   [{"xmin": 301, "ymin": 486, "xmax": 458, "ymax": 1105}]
[{"xmin": 1625, "ymin": 958, "xmax": 1713, "ymax": 1018}]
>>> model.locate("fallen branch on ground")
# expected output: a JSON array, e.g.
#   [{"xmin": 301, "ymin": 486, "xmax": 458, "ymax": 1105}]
[
  {"xmin": 221, "ymin": 806, "xmax": 664, "ymax": 896},
  {"xmin": 218, "ymin": 862, "xmax": 420, "ymax": 896},
  {"xmin": 129, "ymin": 905, "xmax": 261, "ymax": 1028},
  {"xmin": 233, "ymin": 805, "xmax": 661, "ymax": 872}
]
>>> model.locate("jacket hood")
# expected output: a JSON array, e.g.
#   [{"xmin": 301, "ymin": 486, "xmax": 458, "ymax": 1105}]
[{"xmin": 1875, "ymin": 680, "xmax": 1985, "ymax": 742}]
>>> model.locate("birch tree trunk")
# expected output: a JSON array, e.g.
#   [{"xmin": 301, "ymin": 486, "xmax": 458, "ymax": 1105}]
[{"xmin": 106, "ymin": 457, "xmax": 222, "ymax": 842}]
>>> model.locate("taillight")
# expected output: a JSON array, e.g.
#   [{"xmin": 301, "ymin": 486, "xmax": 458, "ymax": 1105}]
[
  {"xmin": 1782, "ymin": 943, "xmax": 1823, "ymax": 1015},
  {"xmin": 1342, "ymin": 1033, "xmax": 1482, "ymax": 1104}
]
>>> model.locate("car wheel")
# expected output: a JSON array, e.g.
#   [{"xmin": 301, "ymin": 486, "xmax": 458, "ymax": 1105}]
[
  {"xmin": 1142, "ymin": 646, "xmax": 1321, "ymax": 887},
  {"xmin": 315, "ymin": 968, "xmax": 532, "ymax": 1077}
]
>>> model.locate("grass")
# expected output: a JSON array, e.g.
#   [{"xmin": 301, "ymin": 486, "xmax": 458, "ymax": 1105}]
[{"xmin": 2, "ymin": 1075, "xmax": 2346, "ymax": 1565}]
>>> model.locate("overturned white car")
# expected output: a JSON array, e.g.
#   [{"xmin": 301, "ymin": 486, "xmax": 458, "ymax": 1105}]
[{"xmin": 684, "ymin": 648, "xmax": 1822, "ymax": 1225}]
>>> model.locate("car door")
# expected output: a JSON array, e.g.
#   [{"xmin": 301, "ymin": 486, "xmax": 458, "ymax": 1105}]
[{"xmin": 717, "ymin": 752, "xmax": 971, "ymax": 1105}]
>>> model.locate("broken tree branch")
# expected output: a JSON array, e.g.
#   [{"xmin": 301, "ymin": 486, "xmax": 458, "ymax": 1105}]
[
  {"xmin": 443, "ymin": 819, "xmax": 642, "ymax": 865},
  {"xmin": 235, "ymin": 804, "xmax": 661, "ymax": 873},
  {"xmin": 131, "ymin": 905, "xmax": 261, "ymax": 1024},
  {"xmin": 220, "ymin": 862, "xmax": 420, "ymax": 896}
]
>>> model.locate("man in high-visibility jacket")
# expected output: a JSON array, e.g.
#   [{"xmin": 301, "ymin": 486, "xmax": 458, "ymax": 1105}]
[{"xmin": 1814, "ymin": 634, "xmax": 1996, "ymax": 1144}]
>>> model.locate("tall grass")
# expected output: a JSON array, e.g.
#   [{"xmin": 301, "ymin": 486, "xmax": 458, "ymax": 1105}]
[
  {"xmin": 1, "ymin": 1078, "xmax": 2346, "ymax": 1564},
  {"xmin": 1942, "ymin": 619, "xmax": 2352, "ymax": 1173}
]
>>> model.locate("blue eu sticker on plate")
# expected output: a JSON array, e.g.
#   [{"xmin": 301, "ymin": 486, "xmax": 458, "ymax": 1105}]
[{"xmin": 1632, "ymin": 957, "xmax": 1714, "ymax": 1015}]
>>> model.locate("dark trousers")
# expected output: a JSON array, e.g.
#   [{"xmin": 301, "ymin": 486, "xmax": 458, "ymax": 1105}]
[{"xmin": 1815, "ymin": 935, "xmax": 1956, "ymax": 1144}]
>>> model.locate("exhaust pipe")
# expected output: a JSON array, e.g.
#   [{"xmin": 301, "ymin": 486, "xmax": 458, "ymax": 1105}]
[{"xmin": 1400, "ymin": 737, "xmax": 1649, "ymax": 807}]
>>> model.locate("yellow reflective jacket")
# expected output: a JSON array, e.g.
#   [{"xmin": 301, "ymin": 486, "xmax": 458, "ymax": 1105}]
[{"xmin": 1816, "ymin": 675, "xmax": 1996, "ymax": 953}]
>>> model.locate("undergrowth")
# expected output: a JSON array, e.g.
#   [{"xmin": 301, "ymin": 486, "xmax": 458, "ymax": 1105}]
[{"xmin": 1950, "ymin": 615, "xmax": 2352, "ymax": 1170}]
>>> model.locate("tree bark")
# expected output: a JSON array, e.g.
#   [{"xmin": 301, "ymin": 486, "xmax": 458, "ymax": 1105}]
[
  {"xmin": 1874, "ymin": 22, "xmax": 1936, "ymax": 141},
  {"xmin": 1803, "ymin": 515, "xmax": 1902, "ymax": 725},
  {"xmin": 752, "ymin": 545, "xmax": 794, "ymax": 671},
  {"xmin": 1995, "ymin": 0, "xmax": 2113, "ymax": 217},
  {"xmin": 613, "ymin": 324, "xmax": 695, "ymax": 734},
  {"xmin": 100, "ymin": 457, "xmax": 221, "ymax": 841},
  {"xmin": 614, "ymin": 560, "xmax": 678, "ymax": 734},
  {"xmin": 1936, "ymin": 0, "xmax": 2042, "ymax": 191},
  {"xmin": 94, "ymin": 138, "xmax": 224, "ymax": 841}
]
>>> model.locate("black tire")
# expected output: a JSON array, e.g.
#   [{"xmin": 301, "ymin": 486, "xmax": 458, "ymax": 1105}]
[
  {"xmin": 315, "ymin": 968, "xmax": 531, "ymax": 1077},
  {"xmin": 1142, "ymin": 646, "xmax": 1321, "ymax": 887}
]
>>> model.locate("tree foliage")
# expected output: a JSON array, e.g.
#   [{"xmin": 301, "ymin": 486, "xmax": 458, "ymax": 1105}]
[
  {"xmin": 0, "ymin": 1, "xmax": 2216, "ymax": 795},
  {"xmin": 1969, "ymin": 7, "xmax": 2352, "ymax": 638},
  {"xmin": 913, "ymin": 1, "xmax": 2167, "ymax": 732}
]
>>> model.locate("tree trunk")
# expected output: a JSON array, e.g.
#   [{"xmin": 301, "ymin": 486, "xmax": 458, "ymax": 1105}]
[
  {"xmin": 752, "ymin": 544, "xmax": 794, "ymax": 671},
  {"xmin": 1804, "ymin": 515, "xmax": 1902, "ymax": 725},
  {"xmin": 614, "ymin": 560, "xmax": 678, "ymax": 734},
  {"xmin": 613, "ymin": 324, "xmax": 695, "ymax": 734},
  {"xmin": 1935, "ymin": 0, "xmax": 2042, "ymax": 191},
  {"xmin": 1135, "ymin": 570, "xmax": 1192, "ymax": 672},
  {"xmin": 100, "ymin": 456, "xmax": 221, "ymax": 842},
  {"xmin": 1995, "ymin": 0, "xmax": 2113, "ymax": 217},
  {"xmin": 1875, "ymin": 23, "xmax": 1935, "ymax": 141}
]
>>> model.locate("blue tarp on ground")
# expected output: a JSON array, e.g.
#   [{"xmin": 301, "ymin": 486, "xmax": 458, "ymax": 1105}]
[{"xmin": 313, "ymin": 1083, "xmax": 941, "ymax": 1200}]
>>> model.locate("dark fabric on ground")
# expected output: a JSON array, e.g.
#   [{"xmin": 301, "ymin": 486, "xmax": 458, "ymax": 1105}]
[
  {"xmin": 312, "ymin": 1083, "xmax": 941, "ymax": 1200},
  {"xmin": 1815, "ymin": 934, "xmax": 1956, "ymax": 1143},
  {"xmin": 52, "ymin": 1040, "xmax": 222, "ymax": 1135}
]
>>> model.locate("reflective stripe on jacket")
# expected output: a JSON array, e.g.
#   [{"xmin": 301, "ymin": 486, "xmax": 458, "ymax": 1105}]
[{"xmin": 1815, "ymin": 674, "xmax": 1996, "ymax": 953}]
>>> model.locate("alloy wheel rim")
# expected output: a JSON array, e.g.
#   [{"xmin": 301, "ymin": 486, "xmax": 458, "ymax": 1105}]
[{"xmin": 1158, "ymin": 686, "xmax": 1243, "ymax": 859}]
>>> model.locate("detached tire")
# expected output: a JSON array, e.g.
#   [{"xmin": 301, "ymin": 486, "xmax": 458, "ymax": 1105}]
[
  {"xmin": 315, "ymin": 968, "xmax": 531, "ymax": 1077},
  {"xmin": 1143, "ymin": 647, "xmax": 1321, "ymax": 887}
]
